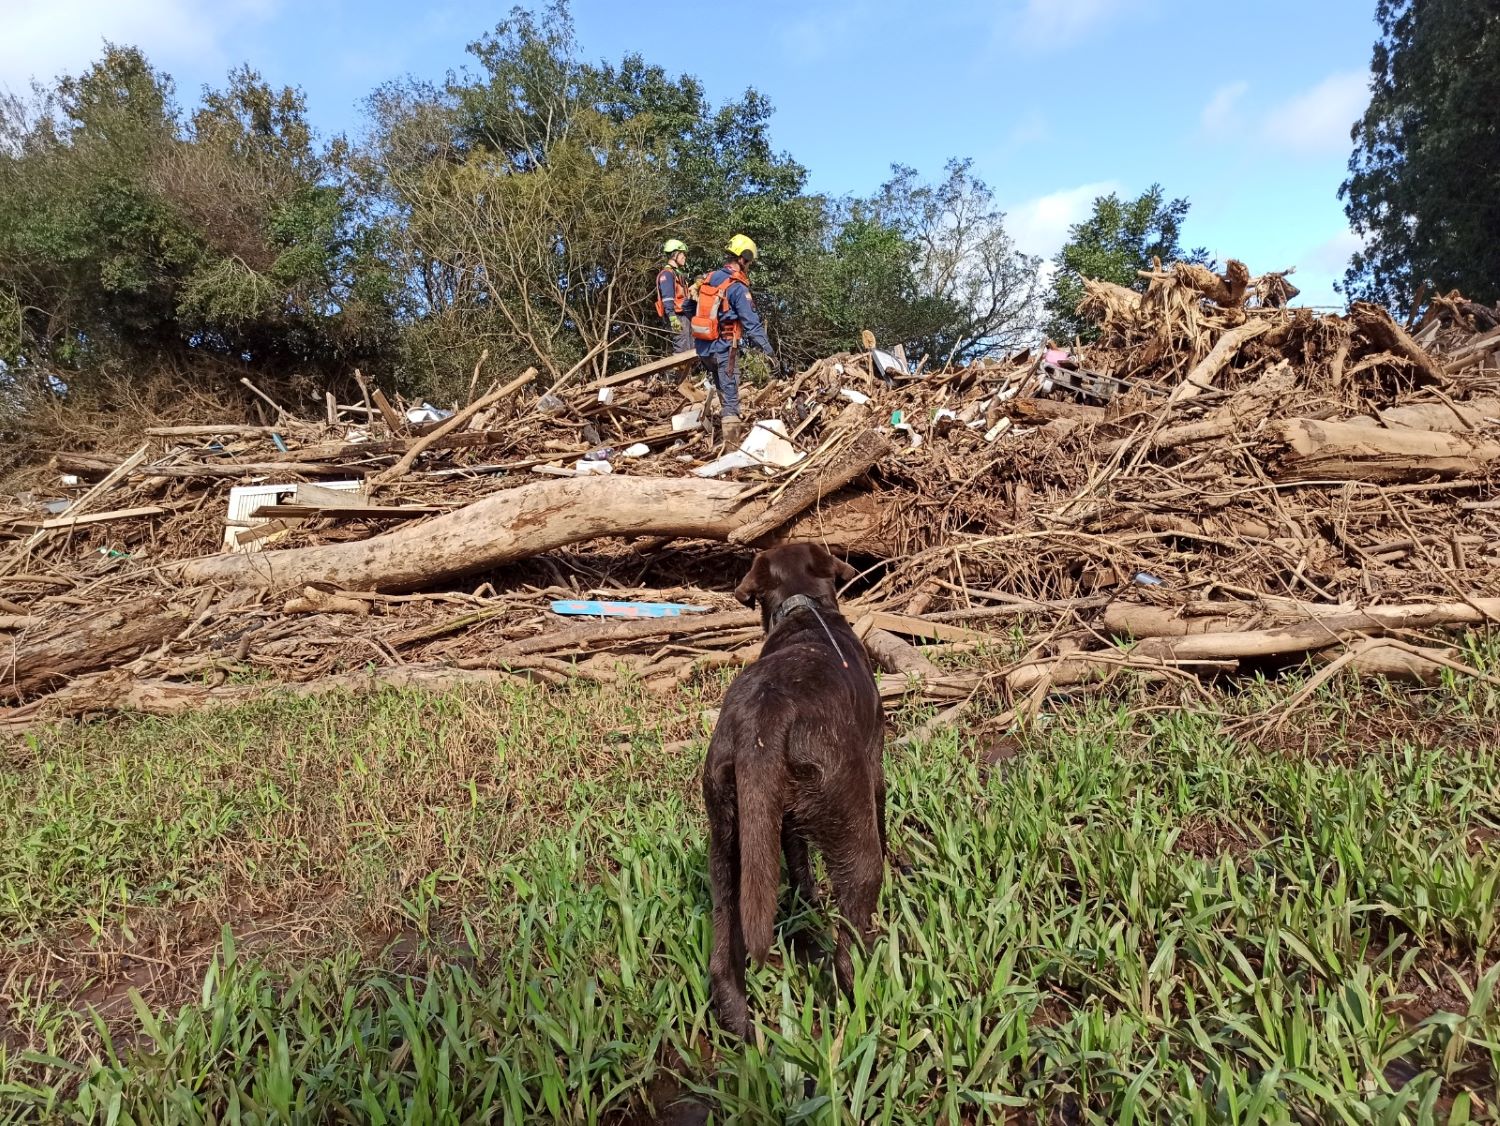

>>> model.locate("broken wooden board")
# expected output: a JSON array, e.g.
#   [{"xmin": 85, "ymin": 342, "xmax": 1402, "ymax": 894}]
[
  {"xmin": 7, "ymin": 505, "xmax": 167, "ymax": 530},
  {"xmin": 250, "ymin": 504, "xmax": 442, "ymax": 519},
  {"xmin": 862, "ymin": 612, "xmax": 993, "ymax": 645},
  {"xmin": 583, "ymin": 351, "xmax": 699, "ymax": 392}
]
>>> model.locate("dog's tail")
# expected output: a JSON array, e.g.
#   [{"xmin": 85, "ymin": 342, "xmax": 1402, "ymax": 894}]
[{"xmin": 736, "ymin": 743, "xmax": 783, "ymax": 965}]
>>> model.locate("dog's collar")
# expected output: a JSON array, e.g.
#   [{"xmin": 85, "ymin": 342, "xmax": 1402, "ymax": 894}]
[
  {"xmin": 769, "ymin": 593, "xmax": 829, "ymax": 628},
  {"xmin": 769, "ymin": 593, "xmax": 849, "ymax": 669}
]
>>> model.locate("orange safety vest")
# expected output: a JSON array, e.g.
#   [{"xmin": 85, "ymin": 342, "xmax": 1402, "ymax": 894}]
[
  {"xmin": 654, "ymin": 267, "xmax": 685, "ymax": 318},
  {"xmin": 690, "ymin": 264, "xmax": 749, "ymax": 344}
]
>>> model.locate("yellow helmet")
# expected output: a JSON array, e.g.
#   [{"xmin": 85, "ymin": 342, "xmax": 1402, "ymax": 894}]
[{"xmin": 726, "ymin": 233, "xmax": 759, "ymax": 261}]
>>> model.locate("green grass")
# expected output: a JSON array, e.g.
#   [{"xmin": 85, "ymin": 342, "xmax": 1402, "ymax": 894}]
[{"xmin": 1, "ymin": 658, "xmax": 1498, "ymax": 1123}]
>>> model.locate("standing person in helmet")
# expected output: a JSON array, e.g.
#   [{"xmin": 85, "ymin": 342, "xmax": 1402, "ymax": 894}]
[
  {"xmin": 655, "ymin": 239, "xmax": 695, "ymax": 358},
  {"xmin": 690, "ymin": 233, "xmax": 775, "ymax": 447}
]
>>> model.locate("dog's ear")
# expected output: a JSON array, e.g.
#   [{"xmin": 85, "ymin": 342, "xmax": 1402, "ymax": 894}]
[
  {"xmin": 734, "ymin": 553, "xmax": 773, "ymax": 607},
  {"xmin": 807, "ymin": 545, "xmax": 858, "ymax": 588}
]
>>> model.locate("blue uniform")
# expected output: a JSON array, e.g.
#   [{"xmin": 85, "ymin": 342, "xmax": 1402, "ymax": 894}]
[{"xmin": 694, "ymin": 265, "xmax": 773, "ymax": 417}]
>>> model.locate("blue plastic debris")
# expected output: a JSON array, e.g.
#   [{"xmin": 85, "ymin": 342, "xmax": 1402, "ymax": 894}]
[{"xmin": 550, "ymin": 599, "xmax": 712, "ymax": 619}]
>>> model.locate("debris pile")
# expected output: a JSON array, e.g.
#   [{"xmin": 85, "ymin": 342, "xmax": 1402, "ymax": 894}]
[{"xmin": 4, "ymin": 261, "xmax": 1499, "ymax": 729}]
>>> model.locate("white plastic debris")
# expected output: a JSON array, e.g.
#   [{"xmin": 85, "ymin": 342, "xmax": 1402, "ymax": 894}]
[
  {"xmin": 597, "ymin": 386, "xmax": 618, "ymax": 405},
  {"xmin": 573, "ymin": 458, "xmax": 614, "ymax": 475},
  {"xmin": 984, "ymin": 418, "xmax": 1012, "ymax": 442},
  {"xmin": 671, "ymin": 405, "xmax": 704, "ymax": 432},
  {"xmin": 59, "ymin": 474, "xmax": 81, "ymax": 487},
  {"xmin": 622, "ymin": 443, "xmax": 651, "ymax": 458},
  {"xmin": 840, "ymin": 387, "xmax": 870, "ymax": 406},
  {"xmin": 740, "ymin": 419, "xmax": 804, "ymax": 468},
  {"xmin": 693, "ymin": 450, "xmax": 757, "ymax": 477},
  {"xmin": 695, "ymin": 419, "xmax": 805, "ymax": 477},
  {"xmin": 871, "ymin": 347, "xmax": 908, "ymax": 379},
  {"xmin": 405, "ymin": 402, "xmax": 454, "ymax": 424}
]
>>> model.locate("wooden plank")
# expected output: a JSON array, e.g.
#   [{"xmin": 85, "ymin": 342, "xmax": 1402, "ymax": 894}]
[
  {"xmin": 250, "ymin": 504, "xmax": 442, "ymax": 519},
  {"xmin": 295, "ymin": 482, "xmax": 369, "ymax": 508},
  {"xmin": 371, "ymin": 389, "xmax": 405, "ymax": 434},
  {"xmin": 235, "ymin": 519, "xmax": 299, "ymax": 546},
  {"xmin": 866, "ymin": 611, "xmax": 992, "ymax": 645},
  {"xmin": 3, "ymin": 444, "xmax": 150, "ymax": 574},
  {"xmin": 11, "ymin": 506, "xmax": 168, "ymax": 530},
  {"xmin": 583, "ymin": 350, "xmax": 698, "ymax": 392},
  {"xmin": 145, "ymin": 424, "xmax": 282, "ymax": 437}
]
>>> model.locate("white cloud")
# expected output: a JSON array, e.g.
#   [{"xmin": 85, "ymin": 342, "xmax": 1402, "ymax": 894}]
[
  {"xmin": 1303, "ymin": 228, "xmax": 1365, "ymax": 274},
  {"xmin": 1261, "ymin": 71, "xmax": 1369, "ymax": 156},
  {"xmin": 1016, "ymin": 0, "xmax": 1138, "ymax": 44},
  {"xmin": 1007, "ymin": 180, "xmax": 1120, "ymax": 259},
  {"xmin": 1200, "ymin": 80, "xmax": 1249, "ymax": 134},
  {"xmin": 0, "ymin": 0, "xmax": 277, "ymax": 96}
]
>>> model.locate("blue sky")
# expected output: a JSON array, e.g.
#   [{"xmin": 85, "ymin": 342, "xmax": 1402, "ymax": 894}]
[{"xmin": 2, "ymin": 0, "xmax": 1377, "ymax": 307}]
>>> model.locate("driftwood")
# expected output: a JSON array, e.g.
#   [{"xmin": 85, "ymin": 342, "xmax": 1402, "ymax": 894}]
[
  {"xmin": 370, "ymin": 366, "xmax": 537, "ymax": 486},
  {"xmin": 1271, "ymin": 418, "xmax": 1500, "ymax": 482},
  {"xmin": 145, "ymin": 424, "xmax": 284, "ymax": 437},
  {"xmin": 1, "ymin": 604, "xmax": 189, "ymax": 703},
  {"xmin": 1107, "ymin": 598, "xmax": 1500, "ymax": 644},
  {"xmin": 729, "ymin": 430, "xmax": 891, "ymax": 545},
  {"xmin": 503, "ymin": 609, "xmax": 759, "ymax": 657},
  {"xmin": 178, "ymin": 476, "xmax": 899, "ymax": 592},
  {"xmin": 1353, "ymin": 397, "xmax": 1500, "ymax": 433},
  {"xmin": 1169, "ymin": 320, "xmax": 1274, "ymax": 403},
  {"xmin": 1351, "ymin": 302, "xmax": 1449, "ymax": 387},
  {"xmin": 0, "ymin": 666, "xmax": 525, "ymax": 726}
]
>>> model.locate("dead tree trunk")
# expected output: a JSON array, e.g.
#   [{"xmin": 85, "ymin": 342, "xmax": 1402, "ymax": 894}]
[
  {"xmin": 178, "ymin": 475, "xmax": 899, "ymax": 592},
  {"xmin": 1, "ymin": 604, "xmax": 188, "ymax": 703}
]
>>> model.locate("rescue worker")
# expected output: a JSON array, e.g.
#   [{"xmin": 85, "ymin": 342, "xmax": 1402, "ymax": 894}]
[
  {"xmin": 690, "ymin": 233, "xmax": 775, "ymax": 447},
  {"xmin": 655, "ymin": 239, "xmax": 694, "ymax": 357}
]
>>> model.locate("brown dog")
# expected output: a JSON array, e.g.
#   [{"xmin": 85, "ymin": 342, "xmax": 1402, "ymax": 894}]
[{"xmin": 702, "ymin": 542, "xmax": 887, "ymax": 1039}]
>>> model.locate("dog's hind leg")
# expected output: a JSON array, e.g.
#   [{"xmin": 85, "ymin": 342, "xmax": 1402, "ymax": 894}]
[
  {"xmin": 828, "ymin": 824, "xmax": 884, "ymax": 998},
  {"xmin": 782, "ymin": 818, "xmax": 819, "ymax": 907},
  {"xmin": 705, "ymin": 781, "xmax": 750, "ymax": 1039},
  {"xmin": 782, "ymin": 818, "xmax": 825, "ymax": 966}
]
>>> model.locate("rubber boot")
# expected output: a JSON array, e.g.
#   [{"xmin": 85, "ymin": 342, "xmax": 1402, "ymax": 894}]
[{"xmin": 722, "ymin": 415, "xmax": 745, "ymax": 448}]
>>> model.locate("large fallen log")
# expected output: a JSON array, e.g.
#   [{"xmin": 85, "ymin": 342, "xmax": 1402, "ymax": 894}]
[
  {"xmin": 1356, "ymin": 397, "xmax": 1500, "ymax": 433},
  {"xmin": 1128, "ymin": 598, "xmax": 1500, "ymax": 663},
  {"xmin": 729, "ymin": 430, "xmax": 891, "ymax": 545},
  {"xmin": 1104, "ymin": 597, "xmax": 1500, "ymax": 641},
  {"xmin": 1, "ymin": 603, "xmax": 189, "ymax": 704},
  {"xmin": 1270, "ymin": 418, "xmax": 1500, "ymax": 482},
  {"xmin": 178, "ymin": 475, "xmax": 899, "ymax": 591}
]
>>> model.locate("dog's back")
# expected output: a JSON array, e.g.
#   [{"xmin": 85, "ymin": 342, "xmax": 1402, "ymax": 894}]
[
  {"xmin": 707, "ymin": 621, "xmax": 881, "ymax": 957},
  {"xmin": 702, "ymin": 543, "xmax": 887, "ymax": 1038}
]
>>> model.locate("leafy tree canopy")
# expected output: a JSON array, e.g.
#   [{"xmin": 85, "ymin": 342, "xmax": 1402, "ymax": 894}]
[{"xmin": 1341, "ymin": 0, "xmax": 1500, "ymax": 309}]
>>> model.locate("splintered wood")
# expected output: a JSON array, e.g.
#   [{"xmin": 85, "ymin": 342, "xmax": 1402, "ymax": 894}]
[{"xmin": 2, "ymin": 259, "xmax": 1499, "ymax": 728}]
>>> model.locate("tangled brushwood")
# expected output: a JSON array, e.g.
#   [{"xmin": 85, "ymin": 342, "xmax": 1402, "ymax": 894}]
[{"xmin": 3, "ymin": 260, "xmax": 1499, "ymax": 730}]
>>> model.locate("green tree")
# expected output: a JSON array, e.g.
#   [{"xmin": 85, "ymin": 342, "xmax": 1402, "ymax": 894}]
[
  {"xmin": 1044, "ymin": 184, "xmax": 1206, "ymax": 342},
  {"xmin": 1341, "ymin": 0, "xmax": 1500, "ymax": 308},
  {"xmin": 871, "ymin": 159, "xmax": 1039, "ymax": 363},
  {"xmin": 0, "ymin": 47, "xmax": 391, "ymax": 391},
  {"xmin": 363, "ymin": 0, "xmax": 824, "ymax": 386}
]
